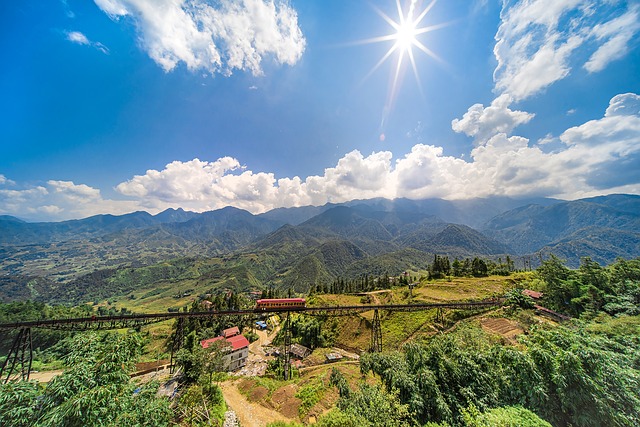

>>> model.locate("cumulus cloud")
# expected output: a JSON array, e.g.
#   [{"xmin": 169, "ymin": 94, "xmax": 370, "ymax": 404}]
[
  {"xmin": 66, "ymin": 31, "xmax": 90, "ymax": 45},
  {"xmin": 451, "ymin": 94, "xmax": 534, "ymax": 143},
  {"xmin": 111, "ymin": 92, "xmax": 640, "ymax": 211},
  {"xmin": 3, "ymin": 93, "xmax": 639, "ymax": 221},
  {"xmin": 66, "ymin": 30, "xmax": 110, "ymax": 54},
  {"xmin": 93, "ymin": 0, "xmax": 305, "ymax": 76},
  {"xmin": 494, "ymin": 1, "xmax": 640, "ymax": 100},
  {"xmin": 0, "ymin": 180, "xmax": 138, "ymax": 221}
]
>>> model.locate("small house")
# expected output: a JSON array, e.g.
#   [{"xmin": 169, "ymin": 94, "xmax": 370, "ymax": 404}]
[
  {"xmin": 325, "ymin": 352, "xmax": 343, "ymax": 363},
  {"xmin": 523, "ymin": 289, "xmax": 543, "ymax": 299},
  {"xmin": 200, "ymin": 330, "xmax": 250, "ymax": 371},
  {"xmin": 222, "ymin": 326, "xmax": 240, "ymax": 338},
  {"xmin": 290, "ymin": 343, "xmax": 311, "ymax": 360}
]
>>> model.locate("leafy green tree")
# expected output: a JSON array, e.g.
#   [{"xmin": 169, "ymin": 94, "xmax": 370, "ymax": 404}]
[
  {"xmin": 0, "ymin": 331, "xmax": 172, "ymax": 427},
  {"xmin": 462, "ymin": 405, "xmax": 552, "ymax": 427},
  {"xmin": 471, "ymin": 258, "xmax": 488, "ymax": 277},
  {"xmin": 360, "ymin": 322, "xmax": 640, "ymax": 427},
  {"xmin": 325, "ymin": 382, "xmax": 411, "ymax": 427},
  {"xmin": 504, "ymin": 289, "xmax": 535, "ymax": 309}
]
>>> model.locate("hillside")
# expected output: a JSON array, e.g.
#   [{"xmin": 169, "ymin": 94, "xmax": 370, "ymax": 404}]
[
  {"xmin": 483, "ymin": 194, "xmax": 640, "ymax": 266},
  {"xmin": 1, "ymin": 195, "xmax": 639, "ymax": 301}
]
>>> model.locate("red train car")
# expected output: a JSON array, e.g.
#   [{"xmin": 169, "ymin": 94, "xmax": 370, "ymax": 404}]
[{"xmin": 256, "ymin": 298, "xmax": 306, "ymax": 311}]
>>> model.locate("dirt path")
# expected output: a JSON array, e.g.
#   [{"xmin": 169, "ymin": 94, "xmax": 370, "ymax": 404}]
[
  {"xmin": 28, "ymin": 370, "xmax": 64, "ymax": 383},
  {"xmin": 220, "ymin": 379, "xmax": 290, "ymax": 427}
]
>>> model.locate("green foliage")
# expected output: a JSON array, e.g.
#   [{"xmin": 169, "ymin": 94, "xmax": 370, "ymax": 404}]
[
  {"xmin": 295, "ymin": 379, "xmax": 325, "ymax": 417},
  {"xmin": 315, "ymin": 409, "xmax": 363, "ymax": 427},
  {"xmin": 537, "ymin": 256, "xmax": 640, "ymax": 318},
  {"xmin": 0, "ymin": 381, "xmax": 42, "ymax": 427},
  {"xmin": 329, "ymin": 382, "xmax": 411, "ymax": 427},
  {"xmin": 0, "ymin": 301, "xmax": 92, "ymax": 363},
  {"xmin": 360, "ymin": 322, "xmax": 640, "ymax": 427},
  {"xmin": 462, "ymin": 405, "xmax": 552, "ymax": 427},
  {"xmin": 329, "ymin": 367, "xmax": 350, "ymax": 399},
  {"xmin": 504, "ymin": 289, "xmax": 535, "ymax": 309},
  {"xmin": 0, "ymin": 331, "xmax": 172, "ymax": 427},
  {"xmin": 176, "ymin": 383, "xmax": 226, "ymax": 426},
  {"xmin": 431, "ymin": 255, "xmax": 451, "ymax": 279}
]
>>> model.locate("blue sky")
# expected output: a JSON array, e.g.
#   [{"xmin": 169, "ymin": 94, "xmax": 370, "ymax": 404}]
[{"xmin": 1, "ymin": 0, "xmax": 639, "ymax": 221}]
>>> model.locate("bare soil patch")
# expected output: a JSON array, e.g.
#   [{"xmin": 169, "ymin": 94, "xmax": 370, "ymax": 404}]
[
  {"xmin": 271, "ymin": 384, "xmax": 301, "ymax": 418},
  {"xmin": 221, "ymin": 379, "xmax": 289, "ymax": 427},
  {"xmin": 249, "ymin": 386, "xmax": 269, "ymax": 402},
  {"xmin": 480, "ymin": 317, "xmax": 523, "ymax": 341}
]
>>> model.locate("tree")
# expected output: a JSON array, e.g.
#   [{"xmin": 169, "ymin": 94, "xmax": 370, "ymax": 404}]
[
  {"xmin": 471, "ymin": 258, "xmax": 488, "ymax": 277},
  {"xmin": 462, "ymin": 405, "xmax": 552, "ymax": 427},
  {"xmin": 0, "ymin": 332, "xmax": 172, "ymax": 427}
]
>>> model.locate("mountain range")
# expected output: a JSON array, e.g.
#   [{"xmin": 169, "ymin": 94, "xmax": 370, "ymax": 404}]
[{"xmin": 1, "ymin": 194, "xmax": 639, "ymax": 303}]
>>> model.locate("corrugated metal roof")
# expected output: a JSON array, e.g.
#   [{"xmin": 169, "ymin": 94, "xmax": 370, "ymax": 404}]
[
  {"xmin": 223, "ymin": 326, "xmax": 240, "ymax": 338},
  {"xmin": 200, "ymin": 331, "xmax": 249, "ymax": 350}
]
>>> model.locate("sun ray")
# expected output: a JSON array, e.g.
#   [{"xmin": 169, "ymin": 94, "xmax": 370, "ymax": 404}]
[{"xmin": 349, "ymin": 0, "xmax": 447, "ymax": 134}]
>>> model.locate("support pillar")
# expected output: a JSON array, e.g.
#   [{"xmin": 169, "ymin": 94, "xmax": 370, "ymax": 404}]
[
  {"xmin": 1, "ymin": 327, "xmax": 32, "ymax": 383},
  {"xmin": 370, "ymin": 309, "xmax": 382, "ymax": 353},
  {"xmin": 283, "ymin": 312, "xmax": 292, "ymax": 380},
  {"xmin": 170, "ymin": 318, "xmax": 185, "ymax": 374}
]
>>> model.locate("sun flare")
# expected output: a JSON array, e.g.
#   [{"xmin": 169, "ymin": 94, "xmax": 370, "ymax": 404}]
[{"xmin": 356, "ymin": 0, "xmax": 446, "ymax": 131}]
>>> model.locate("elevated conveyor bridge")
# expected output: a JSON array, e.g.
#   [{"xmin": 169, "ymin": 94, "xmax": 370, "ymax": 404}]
[{"xmin": 1, "ymin": 300, "xmax": 501, "ymax": 382}]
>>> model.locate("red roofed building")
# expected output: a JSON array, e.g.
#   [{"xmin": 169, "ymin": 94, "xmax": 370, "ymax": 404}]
[
  {"xmin": 523, "ymin": 289, "xmax": 543, "ymax": 299},
  {"xmin": 222, "ymin": 326, "xmax": 240, "ymax": 338},
  {"xmin": 200, "ymin": 331, "xmax": 250, "ymax": 371}
]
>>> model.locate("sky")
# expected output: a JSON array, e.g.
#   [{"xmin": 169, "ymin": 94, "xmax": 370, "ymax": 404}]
[{"xmin": 1, "ymin": 0, "xmax": 639, "ymax": 222}]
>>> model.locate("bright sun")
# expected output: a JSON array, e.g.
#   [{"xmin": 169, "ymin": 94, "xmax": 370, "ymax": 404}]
[
  {"xmin": 395, "ymin": 19, "xmax": 418, "ymax": 51},
  {"xmin": 355, "ymin": 0, "xmax": 446, "ymax": 131}
]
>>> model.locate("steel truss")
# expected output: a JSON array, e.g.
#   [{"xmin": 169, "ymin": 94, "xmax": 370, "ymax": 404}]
[
  {"xmin": 1, "ymin": 328, "xmax": 32, "ymax": 383},
  {"xmin": 0, "ymin": 299, "xmax": 502, "ymax": 381}
]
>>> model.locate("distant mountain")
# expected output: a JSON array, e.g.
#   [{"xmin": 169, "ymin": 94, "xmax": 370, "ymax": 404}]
[
  {"xmin": 0, "ymin": 215, "xmax": 25, "ymax": 223},
  {"xmin": 399, "ymin": 223, "xmax": 512, "ymax": 257},
  {"xmin": 342, "ymin": 196, "xmax": 561, "ymax": 228},
  {"xmin": 0, "ymin": 208, "xmax": 198, "ymax": 245},
  {"xmin": 1, "ymin": 194, "xmax": 639, "ymax": 301},
  {"xmin": 153, "ymin": 207, "xmax": 200, "ymax": 223},
  {"xmin": 482, "ymin": 194, "xmax": 640, "ymax": 266},
  {"xmin": 156, "ymin": 207, "xmax": 282, "ymax": 246},
  {"xmin": 258, "ymin": 204, "xmax": 337, "ymax": 225},
  {"xmin": 579, "ymin": 194, "xmax": 640, "ymax": 215},
  {"xmin": 538, "ymin": 227, "xmax": 640, "ymax": 267},
  {"xmin": 259, "ymin": 196, "xmax": 561, "ymax": 228}
]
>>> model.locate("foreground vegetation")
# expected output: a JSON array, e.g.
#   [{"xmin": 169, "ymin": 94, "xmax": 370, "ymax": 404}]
[{"xmin": 0, "ymin": 256, "xmax": 639, "ymax": 426}]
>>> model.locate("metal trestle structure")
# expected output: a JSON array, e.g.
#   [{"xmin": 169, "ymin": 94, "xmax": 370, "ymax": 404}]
[
  {"xmin": 170, "ymin": 317, "xmax": 185, "ymax": 374},
  {"xmin": 1, "ymin": 328, "xmax": 32, "ymax": 383},
  {"xmin": 370, "ymin": 309, "xmax": 382, "ymax": 353},
  {"xmin": 283, "ymin": 312, "xmax": 292, "ymax": 380}
]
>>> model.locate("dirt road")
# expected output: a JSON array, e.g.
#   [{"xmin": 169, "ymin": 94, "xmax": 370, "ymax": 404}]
[
  {"xmin": 220, "ymin": 379, "xmax": 290, "ymax": 427},
  {"xmin": 28, "ymin": 370, "xmax": 64, "ymax": 383}
]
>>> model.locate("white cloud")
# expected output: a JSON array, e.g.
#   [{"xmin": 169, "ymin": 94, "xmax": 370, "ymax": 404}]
[
  {"xmin": 65, "ymin": 30, "xmax": 110, "ymax": 54},
  {"xmin": 584, "ymin": 7, "xmax": 640, "ymax": 73},
  {"xmin": 0, "ymin": 175, "xmax": 16, "ymax": 186},
  {"xmin": 93, "ymin": 0, "xmax": 305, "ymax": 76},
  {"xmin": 451, "ymin": 94, "xmax": 534, "ymax": 143},
  {"xmin": 0, "ymin": 180, "xmax": 138, "ymax": 221},
  {"xmin": 493, "ymin": 1, "xmax": 640, "ymax": 100},
  {"xmin": 67, "ymin": 31, "xmax": 90, "ymax": 45},
  {"xmin": 605, "ymin": 93, "xmax": 640, "ymax": 117},
  {"xmin": 3, "ymin": 93, "xmax": 639, "ymax": 221}
]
